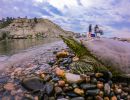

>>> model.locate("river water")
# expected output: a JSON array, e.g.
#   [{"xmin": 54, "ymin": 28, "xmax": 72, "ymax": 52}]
[{"xmin": 0, "ymin": 38, "xmax": 60, "ymax": 56}]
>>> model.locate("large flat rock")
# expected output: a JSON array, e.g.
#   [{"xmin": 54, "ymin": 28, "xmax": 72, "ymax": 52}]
[{"xmin": 83, "ymin": 38, "xmax": 130, "ymax": 75}]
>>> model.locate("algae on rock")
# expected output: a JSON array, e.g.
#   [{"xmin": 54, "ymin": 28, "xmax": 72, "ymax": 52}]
[{"xmin": 60, "ymin": 35, "xmax": 123, "ymax": 77}]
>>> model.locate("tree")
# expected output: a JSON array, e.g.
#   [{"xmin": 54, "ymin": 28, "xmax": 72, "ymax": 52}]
[{"xmin": 0, "ymin": 17, "xmax": 14, "ymax": 29}]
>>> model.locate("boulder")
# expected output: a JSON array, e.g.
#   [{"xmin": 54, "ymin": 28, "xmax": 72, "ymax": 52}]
[
  {"xmin": 83, "ymin": 38, "xmax": 130, "ymax": 75},
  {"xmin": 21, "ymin": 76, "xmax": 44, "ymax": 91},
  {"xmin": 56, "ymin": 51, "xmax": 69, "ymax": 58},
  {"xmin": 65, "ymin": 73, "xmax": 84, "ymax": 83},
  {"xmin": 45, "ymin": 82, "xmax": 54, "ymax": 95}
]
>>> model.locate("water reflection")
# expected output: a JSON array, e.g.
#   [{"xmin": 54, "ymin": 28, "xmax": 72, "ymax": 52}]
[{"xmin": 0, "ymin": 38, "xmax": 60, "ymax": 55}]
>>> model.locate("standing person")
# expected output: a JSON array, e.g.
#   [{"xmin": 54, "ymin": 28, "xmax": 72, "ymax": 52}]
[
  {"xmin": 88, "ymin": 24, "xmax": 92, "ymax": 39},
  {"xmin": 94, "ymin": 25, "xmax": 99, "ymax": 37}
]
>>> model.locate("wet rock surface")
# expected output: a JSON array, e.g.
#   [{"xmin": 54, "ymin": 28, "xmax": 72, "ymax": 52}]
[
  {"xmin": 21, "ymin": 76, "xmax": 44, "ymax": 91},
  {"xmin": 0, "ymin": 43, "xmax": 130, "ymax": 100}
]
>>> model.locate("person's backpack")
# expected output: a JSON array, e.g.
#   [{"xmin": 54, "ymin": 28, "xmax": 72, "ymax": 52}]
[{"xmin": 91, "ymin": 34, "xmax": 95, "ymax": 37}]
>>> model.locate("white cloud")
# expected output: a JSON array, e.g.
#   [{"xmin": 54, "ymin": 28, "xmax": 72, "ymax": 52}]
[
  {"xmin": 34, "ymin": 0, "xmax": 44, "ymax": 3},
  {"xmin": 48, "ymin": 0, "xmax": 78, "ymax": 10},
  {"xmin": 14, "ymin": 6, "xmax": 19, "ymax": 11}
]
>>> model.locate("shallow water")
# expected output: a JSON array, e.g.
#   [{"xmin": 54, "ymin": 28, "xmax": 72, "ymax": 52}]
[{"xmin": 0, "ymin": 38, "xmax": 60, "ymax": 56}]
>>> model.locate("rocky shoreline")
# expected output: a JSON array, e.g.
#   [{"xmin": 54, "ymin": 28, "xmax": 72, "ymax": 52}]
[{"xmin": 0, "ymin": 40, "xmax": 130, "ymax": 100}]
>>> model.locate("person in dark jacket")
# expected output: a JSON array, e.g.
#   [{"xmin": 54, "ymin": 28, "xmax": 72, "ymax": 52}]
[
  {"xmin": 89, "ymin": 24, "xmax": 92, "ymax": 33},
  {"xmin": 94, "ymin": 25, "xmax": 99, "ymax": 37},
  {"xmin": 88, "ymin": 24, "xmax": 92, "ymax": 39}
]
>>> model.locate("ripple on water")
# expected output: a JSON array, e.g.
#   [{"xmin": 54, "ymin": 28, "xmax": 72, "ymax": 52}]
[{"xmin": 0, "ymin": 56, "xmax": 9, "ymax": 62}]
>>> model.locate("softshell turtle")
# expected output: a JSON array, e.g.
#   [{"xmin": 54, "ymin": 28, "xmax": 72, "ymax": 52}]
[{"xmin": 60, "ymin": 35, "xmax": 130, "ymax": 79}]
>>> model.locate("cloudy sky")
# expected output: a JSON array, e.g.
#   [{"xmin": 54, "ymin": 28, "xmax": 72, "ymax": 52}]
[{"xmin": 0, "ymin": 0, "xmax": 130, "ymax": 37}]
